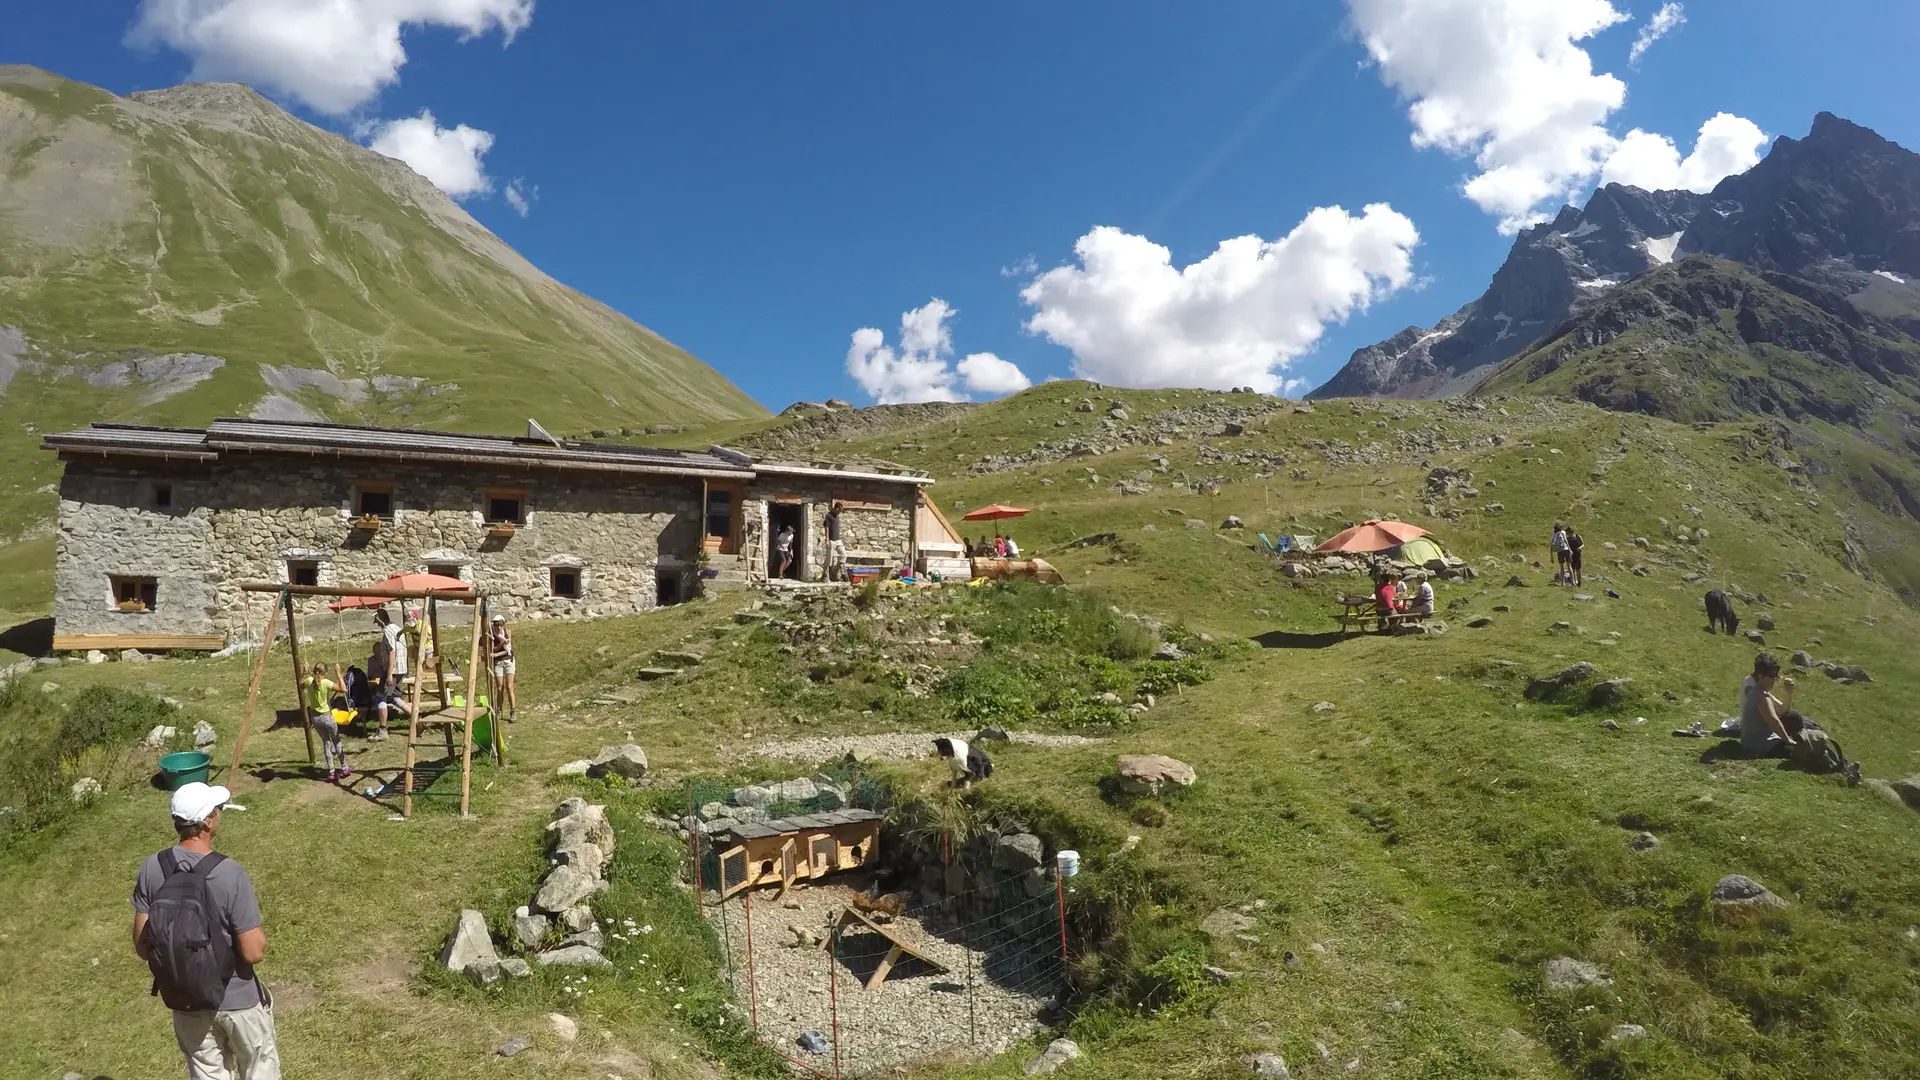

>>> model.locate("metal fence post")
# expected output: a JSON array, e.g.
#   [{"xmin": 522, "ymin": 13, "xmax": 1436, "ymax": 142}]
[
  {"xmin": 744, "ymin": 891, "xmax": 760, "ymax": 1039},
  {"xmin": 828, "ymin": 922, "xmax": 843, "ymax": 1079}
]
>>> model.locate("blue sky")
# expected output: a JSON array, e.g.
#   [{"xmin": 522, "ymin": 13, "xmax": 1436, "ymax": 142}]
[{"xmin": 11, "ymin": 1, "xmax": 1920, "ymax": 411}]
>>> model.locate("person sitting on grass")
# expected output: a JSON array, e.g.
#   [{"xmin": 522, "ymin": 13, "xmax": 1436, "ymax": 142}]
[
  {"xmin": 1740, "ymin": 653, "xmax": 1860, "ymax": 783},
  {"xmin": 302, "ymin": 662, "xmax": 351, "ymax": 782}
]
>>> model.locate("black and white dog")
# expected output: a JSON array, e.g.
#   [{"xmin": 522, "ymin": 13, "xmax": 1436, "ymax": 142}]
[
  {"xmin": 1704, "ymin": 589, "xmax": 1740, "ymax": 636},
  {"xmin": 933, "ymin": 737, "xmax": 993, "ymax": 787}
]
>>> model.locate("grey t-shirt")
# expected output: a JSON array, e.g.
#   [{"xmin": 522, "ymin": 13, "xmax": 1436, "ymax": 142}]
[
  {"xmin": 132, "ymin": 846, "xmax": 264, "ymax": 1011},
  {"xmin": 1738, "ymin": 676, "xmax": 1781, "ymax": 756}
]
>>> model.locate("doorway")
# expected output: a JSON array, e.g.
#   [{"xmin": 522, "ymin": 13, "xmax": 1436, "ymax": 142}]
[{"xmin": 768, "ymin": 502, "xmax": 805, "ymax": 579}]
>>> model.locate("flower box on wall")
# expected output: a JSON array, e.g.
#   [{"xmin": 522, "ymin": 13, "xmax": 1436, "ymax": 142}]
[
  {"xmin": 486, "ymin": 522, "xmax": 517, "ymax": 539},
  {"xmin": 116, "ymin": 600, "xmax": 149, "ymax": 613},
  {"xmin": 351, "ymin": 514, "xmax": 384, "ymax": 533}
]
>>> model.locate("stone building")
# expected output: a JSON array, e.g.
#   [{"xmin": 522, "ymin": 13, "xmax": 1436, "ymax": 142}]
[{"xmin": 41, "ymin": 418, "xmax": 933, "ymax": 649}]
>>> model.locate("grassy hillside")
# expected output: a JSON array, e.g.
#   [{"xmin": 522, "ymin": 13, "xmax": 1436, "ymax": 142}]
[
  {"xmin": 5, "ymin": 386, "xmax": 1920, "ymax": 1079},
  {"xmin": 0, "ymin": 66, "xmax": 766, "ymax": 554}
]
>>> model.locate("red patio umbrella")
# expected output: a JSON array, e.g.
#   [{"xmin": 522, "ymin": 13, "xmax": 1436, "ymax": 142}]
[
  {"xmin": 961, "ymin": 504, "xmax": 1031, "ymax": 521},
  {"xmin": 1313, "ymin": 520, "xmax": 1429, "ymax": 554},
  {"xmin": 327, "ymin": 572, "xmax": 473, "ymax": 611}
]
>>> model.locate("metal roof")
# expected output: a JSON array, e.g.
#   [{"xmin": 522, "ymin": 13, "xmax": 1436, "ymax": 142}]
[{"xmin": 44, "ymin": 419, "xmax": 933, "ymax": 485}]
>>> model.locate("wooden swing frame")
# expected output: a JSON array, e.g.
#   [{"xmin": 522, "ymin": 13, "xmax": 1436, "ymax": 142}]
[{"xmin": 226, "ymin": 582, "xmax": 490, "ymax": 819}]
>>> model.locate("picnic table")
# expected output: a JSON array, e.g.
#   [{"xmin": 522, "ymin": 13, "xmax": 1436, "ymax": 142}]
[{"xmin": 1333, "ymin": 593, "xmax": 1431, "ymax": 634}]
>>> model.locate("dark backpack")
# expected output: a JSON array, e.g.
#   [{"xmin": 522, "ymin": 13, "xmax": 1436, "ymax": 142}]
[
  {"xmin": 344, "ymin": 665, "xmax": 372, "ymax": 709},
  {"xmin": 144, "ymin": 850, "xmax": 235, "ymax": 1011}
]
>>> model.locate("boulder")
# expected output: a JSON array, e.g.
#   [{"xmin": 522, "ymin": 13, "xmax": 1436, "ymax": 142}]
[
  {"xmin": 1185, "ymin": 519, "xmax": 1208, "ymax": 530},
  {"xmin": 1891, "ymin": 777, "xmax": 1920, "ymax": 811},
  {"xmin": 1244, "ymin": 1052, "xmax": 1290, "ymax": 1078},
  {"xmin": 532, "ymin": 865, "xmax": 602, "ymax": 915},
  {"xmin": 465, "ymin": 956, "xmax": 503, "ymax": 987},
  {"xmin": 1114, "ymin": 754, "xmax": 1197, "ymax": 796},
  {"xmin": 552, "ymin": 838, "xmax": 606, "ymax": 878},
  {"xmin": 546, "ymin": 803, "xmax": 615, "ymax": 857},
  {"xmin": 69, "ymin": 777, "xmax": 101, "ymax": 805},
  {"xmin": 1200, "ymin": 907, "xmax": 1257, "ymax": 941},
  {"xmin": 995, "ymin": 833, "xmax": 1045, "ymax": 871},
  {"xmin": 1711, "ymin": 875, "xmax": 1788, "ymax": 922},
  {"xmin": 1744, "ymin": 629, "xmax": 1766, "ymax": 645},
  {"xmin": 534, "ymin": 945, "xmax": 612, "ymax": 968},
  {"xmin": 1151, "ymin": 642, "xmax": 1185, "ymax": 661},
  {"xmin": 585, "ymin": 744, "xmax": 648, "ymax": 780},
  {"xmin": 85, "ymin": 650, "xmax": 106, "ymax": 664},
  {"xmin": 438, "ymin": 909, "xmax": 498, "ymax": 975},
  {"xmin": 559, "ymin": 904, "xmax": 596, "ymax": 933},
  {"xmin": 1311, "ymin": 701, "xmax": 1337, "ymax": 714},
  {"xmin": 121, "ymin": 649, "xmax": 147, "ymax": 663},
  {"xmin": 1627, "ymin": 832, "xmax": 1660, "ymax": 852},
  {"xmin": 1587, "ymin": 677, "xmax": 1634, "ymax": 708},
  {"xmin": 1525, "ymin": 662, "xmax": 1601, "ymax": 702},
  {"xmin": 500, "ymin": 958, "xmax": 533, "ymax": 979},
  {"xmin": 192, "ymin": 721, "xmax": 218, "ymax": 748},
  {"xmin": 1543, "ymin": 956, "xmax": 1611, "ymax": 992},
  {"xmin": 513, "ymin": 908, "xmax": 551, "ymax": 951},
  {"xmin": 975, "ymin": 725, "xmax": 1011, "ymax": 742},
  {"xmin": 1756, "ymin": 614, "xmax": 1775, "ymax": 631},
  {"xmin": 548, "ymin": 1013, "xmax": 578, "ymax": 1043},
  {"xmin": 1467, "ymin": 617, "xmax": 1494, "ymax": 628},
  {"xmin": 143, "ymin": 725, "xmax": 179, "ymax": 748},
  {"xmin": 555, "ymin": 759, "xmax": 592, "ymax": 777},
  {"xmin": 1026, "ymin": 1038, "xmax": 1082, "ymax": 1075},
  {"xmin": 1608, "ymin": 1024, "xmax": 1646, "ymax": 1043},
  {"xmin": 560, "ymin": 926, "xmax": 605, "ymax": 950},
  {"xmin": 1790, "ymin": 650, "xmax": 1815, "ymax": 669}
]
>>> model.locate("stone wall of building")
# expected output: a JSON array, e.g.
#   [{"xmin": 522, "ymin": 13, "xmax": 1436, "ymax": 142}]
[
  {"xmin": 57, "ymin": 456, "xmax": 710, "ymax": 640},
  {"xmin": 55, "ymin": 454, "xmax": 926, "ymax": 641}
]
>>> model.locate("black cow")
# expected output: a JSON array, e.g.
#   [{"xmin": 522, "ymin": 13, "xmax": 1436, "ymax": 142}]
[{"xmin": 1704, "ymin": 589, "xmax": 1739, "ymax": 636}]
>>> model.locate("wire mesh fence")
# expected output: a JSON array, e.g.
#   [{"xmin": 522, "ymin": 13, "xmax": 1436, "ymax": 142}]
[{"xmin": 675, "ymin": 773, "xmax": 1069, "ymax": 1077}]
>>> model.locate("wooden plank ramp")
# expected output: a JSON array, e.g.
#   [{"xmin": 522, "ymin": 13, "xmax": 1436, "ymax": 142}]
[{"xmin": 824, "ymin": 905, "xmax": 949, "ymax": 989}]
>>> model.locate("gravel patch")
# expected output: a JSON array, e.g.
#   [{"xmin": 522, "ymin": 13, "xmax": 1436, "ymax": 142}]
[
  {"xmin": 739, "ymin": 730, "xmax": 1104, "ymax": 764},
  {"xmin": 712, "ymin": 878, "xmax": 1055, "ymax": 1074}
]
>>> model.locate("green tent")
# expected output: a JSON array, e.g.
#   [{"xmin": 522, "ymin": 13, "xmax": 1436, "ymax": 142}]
[{"xmin": 1388, "ymin": 536, "xmax": 1448, "ymax": 566}]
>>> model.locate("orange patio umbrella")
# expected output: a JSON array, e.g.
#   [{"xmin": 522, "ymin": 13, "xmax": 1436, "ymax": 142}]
[
  {"xmin": 1313, "ymin": 519, "xmax": 1429, "ymax": 554},
  {"xmin": 961, "ymin": 504, "xmax": 1031, "ymax": 521},
  {"xmin": 327, "ymin": 572, "xmax": 474, "ymax": 611}
]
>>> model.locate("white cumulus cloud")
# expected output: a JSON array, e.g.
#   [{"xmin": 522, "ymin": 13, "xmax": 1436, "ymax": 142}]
[
  {"xmin": 846, "ymin": 300, "xmax": 1030, "ymax": 405},
  {"xmin": 1601, "ymin": 112, "xmax": 1767, "ymax": 193},
  {"xmin": 957, "ymin": 353, "xmax": 1032, "ymax": 395},
  {"xmin": 128, "ymin": 0, "xmax": 535, "ymax": 115},
  {"xmin": 1629, "ymin": 3, "xmax": 1685, "ymax": 64},
  {"xmin": 366, "ymin": 109, "xmax": 495, "ymax": 198},
  {"xmin": 1347, "ymin": 0, "xmax": 1760, "ymax": 232},
  {"xmin": 1019, "ymin": 204, "xmax": 1420, "ymax": 394}
]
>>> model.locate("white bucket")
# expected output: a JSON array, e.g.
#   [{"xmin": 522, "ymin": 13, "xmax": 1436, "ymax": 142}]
[{"xmin": 1055, "ymin": 849, "xmax": 1080, "ymax": 878}]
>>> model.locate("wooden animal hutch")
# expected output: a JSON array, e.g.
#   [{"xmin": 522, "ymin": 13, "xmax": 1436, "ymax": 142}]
[{"xmin": 713, "ymin": 808, "xmax": 882, "ymax": 898}]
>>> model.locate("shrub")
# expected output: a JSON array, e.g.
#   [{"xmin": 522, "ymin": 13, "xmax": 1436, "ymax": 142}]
[
  {"xmin": 1136, "ymin": 658, "xmax": 1211, "ymax": 696},
  {"xmin": 851, "ymin": 578, "xmax": 882, "ymax": 610},
  {"xmin": 1104, "ymin": 619, "xmax": 1158, "ymax": 661}
]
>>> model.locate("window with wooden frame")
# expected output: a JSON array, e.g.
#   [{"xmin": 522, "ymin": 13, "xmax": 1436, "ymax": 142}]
[
  {"xmin": 286, "ymin": 559, "xmax": 320, "ymax": 587},
  {"xmin": 549, "ymin": 567, "xmax": 581, "ymax": 598},
  {"xmin": 484, "ymin": 489, "xmax": 527, "ymax": 525},
  {"xmin": 150, "ymin": 481, "xmax": 174, "ymax": 509},
  {"xmin": 426, "ymin": 562, "xmax": 464, "ymax": 581},
  {"xmin": 110, "ymin": 575, "xmax": 158, "ymax": 612},
  {"xmin": 352, "ymin": 482, "xmax": 395, "ymax": 519}
]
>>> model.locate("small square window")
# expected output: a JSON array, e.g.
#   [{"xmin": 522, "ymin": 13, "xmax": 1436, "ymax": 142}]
[
  {"xmin": 355, "ymin": 487, "xmax": 394, "ymax": 518},
  {"xmin": 549, "ymin": 567, "xmax": 580, "ymax": 598},
  {"xmin": 152, "ymin": 483, "xmax": 173, "ymax": 508},
  {"xmin": 287, "ymin": 560, "xmax": 320, "ymax": 587},
  {"xmin": 486, "ymin": 493, "xmax": 525, "ymax": 524},
  {"xmin": 426, "ymin": 563, "xmax": 463, "ymax": 581},
  {"xmin": 111, "ymin": 575, "xmax": 158, "ymax": 611}
]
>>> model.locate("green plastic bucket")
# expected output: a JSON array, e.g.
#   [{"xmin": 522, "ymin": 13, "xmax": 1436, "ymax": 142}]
[{"xmin": 158, "ymin": 751, "xmax": 212, "ymax": 790}]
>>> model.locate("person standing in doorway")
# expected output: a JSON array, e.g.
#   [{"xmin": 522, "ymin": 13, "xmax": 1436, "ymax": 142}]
[
  {"xmin": 774, "ymin": 524, "xmax": 796, "ymax": 579},
  {"xmin": 132, "ymin": 781, "xmax": 280, "ymax": 1080},
  {"xmin": 1568, "ymin": 529, "xmax": 1585, "ymax": 587},
  {"xmin": 489, "ymin": 614, "xmax": 517, "ymax": 723},
  {"xmin": 825, "ymin": 503, "xmax": 847, "ymax": 581}
]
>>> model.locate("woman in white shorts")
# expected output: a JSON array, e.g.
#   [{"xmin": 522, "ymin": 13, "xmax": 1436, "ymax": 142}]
[{"xmin": 488, "ymin": 614, "xmax": 516, "ymax": 723}]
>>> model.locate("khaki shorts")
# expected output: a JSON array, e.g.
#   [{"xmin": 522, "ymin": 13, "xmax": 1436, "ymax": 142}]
[
  {"xmin": 493, "ymin": 658, "xmax": 516, "ymax": 677},
  {"xmin": 174, "ymin": 1000, "xmax": 281, "ymax": 1080}
]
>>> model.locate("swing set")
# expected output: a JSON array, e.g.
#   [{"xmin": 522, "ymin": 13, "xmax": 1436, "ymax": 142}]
[{"xmin": 225, "ymin": 581, "xmax": 509, "ymax": 819}]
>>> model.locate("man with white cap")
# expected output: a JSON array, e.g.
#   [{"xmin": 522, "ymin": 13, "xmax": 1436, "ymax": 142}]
[{"xmin": 131, "ymin": 782, "xmax": 279, "ymax": 1079}]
